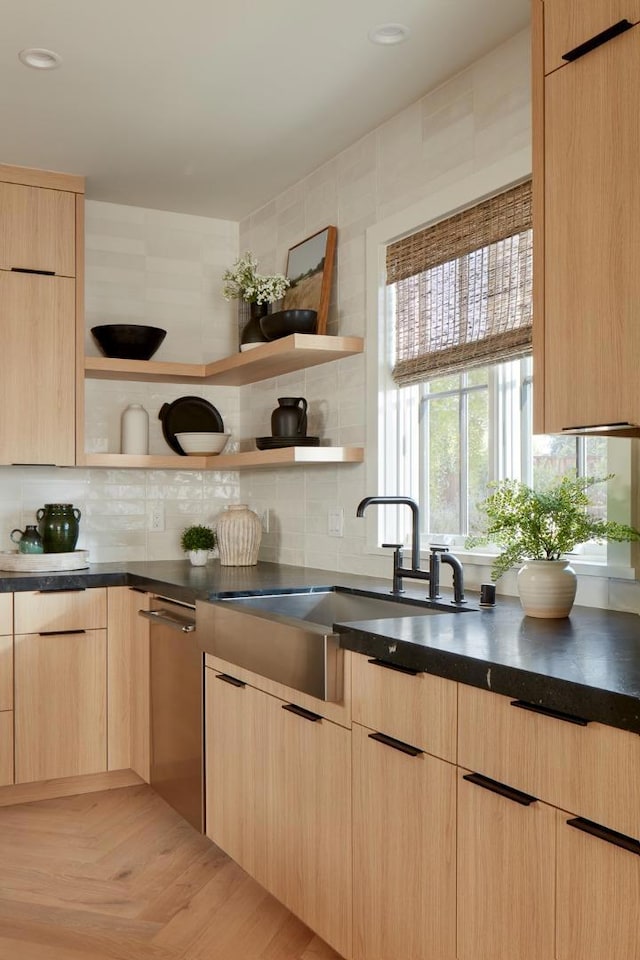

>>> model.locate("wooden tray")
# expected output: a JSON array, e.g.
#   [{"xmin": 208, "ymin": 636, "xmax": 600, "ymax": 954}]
[{"xmin": 0, "ymin": 550, "xmax": 90, "ymax": 572}]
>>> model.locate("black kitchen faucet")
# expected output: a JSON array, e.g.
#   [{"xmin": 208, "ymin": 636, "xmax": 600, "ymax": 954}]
[{"xmin": 356, "ymin": 496, "xmax": 466, "ymax": 603}]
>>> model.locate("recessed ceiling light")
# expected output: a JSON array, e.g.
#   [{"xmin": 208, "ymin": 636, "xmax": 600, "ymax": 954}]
[
  {"xmin": 18, "ymin": 48, "xmax": 62, "ymax": 70},
  {"xmin": 368, "ymin": 23, "xmax": 410, "ymax": 46}
]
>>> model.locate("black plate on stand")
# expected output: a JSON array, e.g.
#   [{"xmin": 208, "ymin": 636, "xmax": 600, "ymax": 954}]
[{"xmin": 159, "ymin": 397, "xmax": 225, "ymax": 455}]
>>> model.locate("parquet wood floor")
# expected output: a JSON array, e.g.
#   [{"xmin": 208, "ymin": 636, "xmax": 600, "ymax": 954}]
[{"xmin": 0, "ymin": 785, "xmax": 343, "ymax": 960}]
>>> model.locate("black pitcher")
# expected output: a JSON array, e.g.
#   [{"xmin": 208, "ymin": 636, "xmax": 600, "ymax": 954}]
[
  {"xmin": 36, "ymin": 504, "xmax": 81, "ymax": 553},
  {"xmin": 271, "ymin": 397, "xmax": 308, "ymax": 438}
]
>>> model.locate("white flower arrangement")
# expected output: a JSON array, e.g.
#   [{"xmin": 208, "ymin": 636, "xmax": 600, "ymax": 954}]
[{"xmin": 222, "ymin": 252, "xmax": 290, "ymax": 305}]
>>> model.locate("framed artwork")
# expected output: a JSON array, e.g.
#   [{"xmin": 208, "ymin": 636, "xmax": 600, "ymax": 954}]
[{"xmin": 283, "ymin": 226, "xmax": 337, "ymax": 335}]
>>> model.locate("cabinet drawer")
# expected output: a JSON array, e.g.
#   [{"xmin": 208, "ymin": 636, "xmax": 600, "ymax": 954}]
[
  {"xmin": 458, "ymin": 684, "xmax": 640, "ymax": 838},
  {"xmin": 0, "ymin": 181, "xmax": 76, "ymax": 276},
  {"xmin": 0, "ymin": 594, "xmax": 11, "ymax": 636},
  {"xmin": 0, "ymin": 711, "xmax": 13, "ymax": 786},
  {"xmin": 544, "ymin": 0, "xmax": 640, "ymax": 74},
  {"xmin": 14, "ymin": 589, "xmax": 107, "ymax": 634},
  {"xmin": 556, "ymin": 807, "xmax": 640, "ymax": 960},
  {"xmin": 352, "ymin": 652, "xmax": 456, "ymax": 761}
]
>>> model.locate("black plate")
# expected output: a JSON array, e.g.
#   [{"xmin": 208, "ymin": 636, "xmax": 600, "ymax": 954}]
[
  {"xmin": 159, "ymin": 397, "xmax": 225, "ymax": 455},
  {"xmin": 255, "ymin": 436, "xmax": 320, "ymax": 450}
]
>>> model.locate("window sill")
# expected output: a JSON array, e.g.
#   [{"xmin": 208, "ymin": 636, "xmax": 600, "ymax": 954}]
[{"xmin": 365, "ymin": 545, "xmax": 636, "ymax": 581}]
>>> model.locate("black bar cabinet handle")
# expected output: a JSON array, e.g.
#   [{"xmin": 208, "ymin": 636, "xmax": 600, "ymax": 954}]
[
  {"xmin": 367, "ymin": 658, "xmax": 420, "ymax": 677},
  {"xmin": 215, "ymin": 673, "xmax": 246, "ymax": 688},
  {"xmin": 567, "ymin": 817, "xmax": 640, "ymax": 857},
  {"xmin": 39, "ymin": 629, "xmax": 86, "ymax": 637},
  {"xmin": 562, "ymin": 19, "xmax": 632, "ymax": 62},
  {"xmin": 11, "ymin": 266, "xmax": 56, "ymax": 276},
  {"xmin": 510, "ymin": 699, "xmax": 589, "ymax": 726},
  {"xmin": 368, "ymin": 731, "xmax": 423, "ymax": 757},
  {"xmin": 282, "ymin": 703, "xmax": 322, "ymax": 723},
  {"xmin": 463, "ymin": 772, "xmax": 537, "ymax": 807}
]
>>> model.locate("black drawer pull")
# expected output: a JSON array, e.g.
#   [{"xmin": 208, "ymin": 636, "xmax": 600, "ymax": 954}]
[
  {"xmin": 562, "ymin": 19, "xmax": 633, "ymax": 62},
  {"xmin": 510, "ymin": 699, "xmax": 589, "ymax": 726},
  {"xmin": 10, "ymin": 266, "xmax": 56, "ymax": 276},
  {"xmin": 215, "ymin": 673, "xmax": 246, "ymax": 688},
  {"xmin": 282, "ymin": 703, "xmax": 322, "ymax": 722},
  {"xmin": 368, "ymin": 658, "xmax": 420, "ymax": 676},
  {"xmin": 463, "ymin": 772, "xmax": 537, "ymax": 806},
  {"xmin": 368, "ymin": 731, "xmax": 423, "ymax": 757},
  {"xmin": 39, "ymin": 629, "xmax": 86, "ymax": 637},
  {"xmin": 567, "ymin": 817, "xmax": 640, "ymax": 857}
]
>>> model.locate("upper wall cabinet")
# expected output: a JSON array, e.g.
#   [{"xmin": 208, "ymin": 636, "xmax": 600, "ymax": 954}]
[
  {"xmin": 543, "ymin": 0, "xmax": 640, "ymax": 74},
  {"xmin": 0, "ymin": 181, "xmax": 76, "ymax": 276},
  {"xmin": 0, "ymin": 164, "xmax": 84, "ymax": 465},
  {"xmin": 533, "ymin": 4, "xmax": 640, "ymax": 435}
]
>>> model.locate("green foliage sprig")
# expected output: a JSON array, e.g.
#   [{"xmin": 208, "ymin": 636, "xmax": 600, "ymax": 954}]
[
  {"xmin": 180, "ymin": 524, "xmax": 216, "ymax": 553},
  {"xmin": 466, "ymin": 475, "xmax": 640, "ymax": 582},
  {"xmin": 222, "ymin": 252, "xmax": 289, "ymax": 304}
]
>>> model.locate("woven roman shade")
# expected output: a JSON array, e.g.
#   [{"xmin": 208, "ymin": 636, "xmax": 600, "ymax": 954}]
[{"xmin": 388, "ymin": 181, "xmax": 532, "ymax": 386}]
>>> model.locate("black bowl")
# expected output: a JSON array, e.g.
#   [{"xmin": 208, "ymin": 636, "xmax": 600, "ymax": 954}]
[
  {"xmin": 259, "ymin": 309, "xmax": 317, "ymax": 341},
  {"xmin": 91, "ymin": 324, "xmax": 167, "ymax": 361}
]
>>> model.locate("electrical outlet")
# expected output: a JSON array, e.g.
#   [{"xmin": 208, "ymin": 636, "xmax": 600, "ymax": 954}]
[
  {"xmin": 328, "ymin": 509, "xmax": 344, "ymax": 537},
  {"xmin": 148, "ymin": 503, "xmax": 165, "ymax": 531}
]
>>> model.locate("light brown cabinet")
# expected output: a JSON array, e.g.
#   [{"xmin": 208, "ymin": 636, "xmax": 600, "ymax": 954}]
[
  {"xmin": 14, "ymin": 588, "xmax": 107, "ymax": 783},
  {"xmin": 534, "ymin": 4, "xmax": 640, "ymax": 434},
  {"xmin": 0, "ymin": 164, "xmax": 83, "ymax": 466},
  {"xmin": 0, "ymin": 271, "xmax": 76, "ymax": 465},
  {"xmin": 205, "ymin": 665, "xmax": 352, "ymax": 959},
  {"xmin": 457, "ymin": 768, "xmax": 556, "ymax": 960},
  {"xmin": 352, "ymin": 721, "xmax": 456, "ymax": 960},
  {"xmin": 0, "ymin": 594, "xmax": 13, "ymax": 787},
  {"xmin": 543, "ymin": 0, "xmax": 640, "ymax": 73},
  {"xmin": 0, "ymin": 180, "xmax": 76, "ymax": 276},
  {"xmin": 556, "ymin": 809, "xmax": 640, "ymax": 960}
]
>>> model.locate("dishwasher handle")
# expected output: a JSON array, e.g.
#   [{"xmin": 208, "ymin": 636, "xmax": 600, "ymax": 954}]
[{"xmin": 139, "ymin": 608, "xmax": 196, "ymax": 632}]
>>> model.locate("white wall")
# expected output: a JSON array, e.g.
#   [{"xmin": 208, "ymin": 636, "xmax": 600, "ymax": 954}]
[
  {"xmin": 0, "ymin": 201, "xmax": 242, "ymax": 563},
  {"xmin": 239, "ymin": 31, "xmax": 531, "ymax": 572}
]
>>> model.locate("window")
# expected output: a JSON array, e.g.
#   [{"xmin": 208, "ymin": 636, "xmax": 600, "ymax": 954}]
[{"xmin": 377, "ymin": 180, "xmax": 609, "ymax": 558}]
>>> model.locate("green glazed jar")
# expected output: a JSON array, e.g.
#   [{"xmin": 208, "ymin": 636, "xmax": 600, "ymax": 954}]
[
  {"xmin": 36, "ymin": 504, "xmax": 81, "ymax": 554},
  {"xmin": 10, "ymin": 524, "xmax": 44, "ymax": 554}
]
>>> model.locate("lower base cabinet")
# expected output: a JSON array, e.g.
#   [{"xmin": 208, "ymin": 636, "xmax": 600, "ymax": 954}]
[
  {"xmin": 556, "ymin": 810, "xmax": 640, "ymax": 960},
  {"xmin": 352, "ymin": 721, "xmax": 456, "ymax": 960},
  {"xmin": 457, "ymin": 767, "xmax": 556, "ymax": 960},
  {"xmin": 14, "ymin": 631, "xmax": 107, "ymax": 783},
  {"xmin": 205, "ymin": 668, "xmax": 352, "ymax": 959}
]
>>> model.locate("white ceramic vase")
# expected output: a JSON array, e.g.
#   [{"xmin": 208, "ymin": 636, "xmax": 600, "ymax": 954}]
[
  {"xmin": 217, "ymin": 504, "xmax": 262, "ymax": 566},
  {"xmin": 121, "ymin": 403, "xmax": 149, "ymax": 455},
  {"xmin": 517, "ymin": 559, "xmax": 577, "ymax": 618},
  {"xmin": 188, "ymin": 549, "xmax": 209, "ymax": 567}
]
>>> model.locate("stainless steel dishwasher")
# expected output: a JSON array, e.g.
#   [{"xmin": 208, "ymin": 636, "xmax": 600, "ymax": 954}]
[{"xmin": 139, "ymin": 597, "xmax": 203, "ymax": 832}]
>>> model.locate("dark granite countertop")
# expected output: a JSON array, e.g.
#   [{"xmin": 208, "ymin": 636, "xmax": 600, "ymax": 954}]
[{"xmin": 2, "ymin": 559, "xmax": 640, "ymax": 734}]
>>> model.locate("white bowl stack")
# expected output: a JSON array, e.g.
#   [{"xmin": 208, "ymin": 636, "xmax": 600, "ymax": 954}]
[{"xmin": 175, "ymin": 432, "xmax": 230, "ymax": 456}]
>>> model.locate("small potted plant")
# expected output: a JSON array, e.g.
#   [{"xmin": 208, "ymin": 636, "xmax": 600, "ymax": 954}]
[
  {"xmin": 180, "ymin": 524, "xmax": 217, "ymax": 567},
  {"xmin": 467, "ymin": 474, "xmax": 640, "ymax": 618},
  {"xmin": 222, "ymin": 252, "xmax": 290, "ymax": 349}
]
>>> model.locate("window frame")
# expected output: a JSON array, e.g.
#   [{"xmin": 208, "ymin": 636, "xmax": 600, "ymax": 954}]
[{"xmin": 364, "ymin": 150, "xmax": 635, "ymax": 581}]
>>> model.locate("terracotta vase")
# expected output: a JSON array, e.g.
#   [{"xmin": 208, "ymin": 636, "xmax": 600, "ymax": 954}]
[
  {"xmin": 517, "ymin": 559, "xmax": 577, "ymax": 618},
  {"xmin": 217, "ymin": 504, "xmax": 262, "ymax": 566}
]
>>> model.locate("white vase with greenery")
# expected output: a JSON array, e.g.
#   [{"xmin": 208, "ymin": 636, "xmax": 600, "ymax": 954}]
[{"xmin": 467, "ymin": 474, "xmax": 640, "ymax": 618}]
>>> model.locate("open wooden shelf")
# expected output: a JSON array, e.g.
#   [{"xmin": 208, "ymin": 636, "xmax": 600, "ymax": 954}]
[
  {"xmin": 81, "ymin": 446, "xmax": 364, "ymax": 471},
  {"xmin": 84, "ymin": 334, "xmax": 364, "ymax": 387}
]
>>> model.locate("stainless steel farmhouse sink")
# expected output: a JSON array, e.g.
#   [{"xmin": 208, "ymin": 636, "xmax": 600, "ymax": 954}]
[{"xmin": 196, "ymin": 588, "xmax": 460, "ymax": 702}]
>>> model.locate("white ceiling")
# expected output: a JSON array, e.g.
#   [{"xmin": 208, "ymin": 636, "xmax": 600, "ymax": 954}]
[{"xmin": 1, "ymin": 0, "xmax": 529, "ymax": 220}]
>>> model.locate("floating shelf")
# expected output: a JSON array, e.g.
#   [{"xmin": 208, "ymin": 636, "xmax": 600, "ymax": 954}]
[
  {"xmin": 82, "ymin": 447, "xmax": 364, "ymax": 471},
  {"xmin": 84, "ymin": 334, "xmax": 364, "ymax": 387}
]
